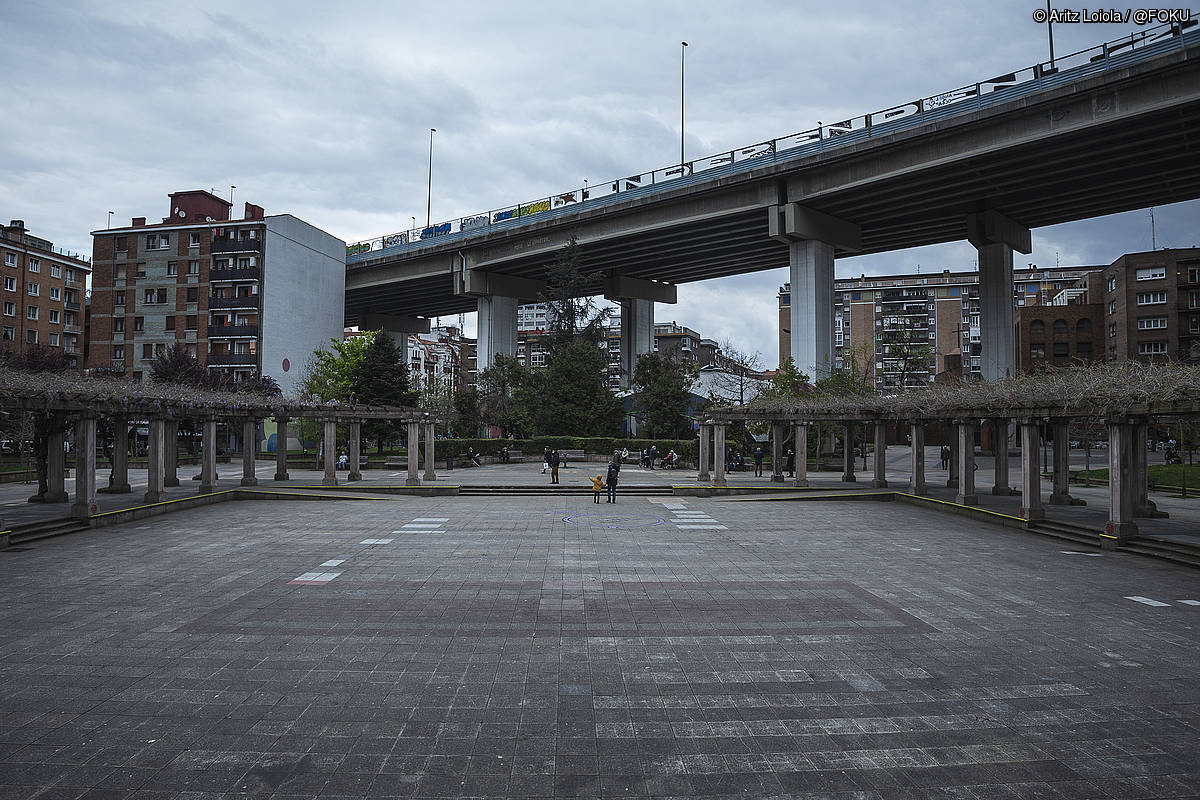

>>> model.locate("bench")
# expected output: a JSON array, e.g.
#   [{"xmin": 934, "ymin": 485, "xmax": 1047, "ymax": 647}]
[
  {"xmin": 560, "ymin": 449, "xmax": 585, "ymax": 466},
  {"xmin": 499, "ymin": 449, "xmax": 524, "ymax": 463}
]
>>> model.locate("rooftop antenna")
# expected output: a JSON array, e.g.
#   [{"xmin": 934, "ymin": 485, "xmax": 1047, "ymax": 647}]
[{"xmin": 1150, "ymin": 207, "xmax": 1157, "ymax": 249}]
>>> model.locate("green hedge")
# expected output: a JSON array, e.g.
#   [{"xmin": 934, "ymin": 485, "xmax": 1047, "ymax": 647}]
[{"xmin": 438, "ymin": 436, "xmax": 699, "ymax": 461}]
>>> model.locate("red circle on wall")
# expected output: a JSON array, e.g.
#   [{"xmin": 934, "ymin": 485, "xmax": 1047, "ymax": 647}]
[{"xmin": 282, "ymin": 358, "xmax": 290, "ymax": 372}]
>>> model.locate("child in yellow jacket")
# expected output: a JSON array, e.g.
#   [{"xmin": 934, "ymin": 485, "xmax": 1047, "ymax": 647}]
[{"xmin": 590, "ymin": 474, "xmax": 605, "ymax": 503}]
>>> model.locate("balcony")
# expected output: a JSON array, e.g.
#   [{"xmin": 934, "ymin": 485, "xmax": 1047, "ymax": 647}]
[
  {"xmin": 208, "ymin": 295, "xmax": 261, "ymax": 310},
  {"xmin": 207, "ymin": 352, "xmax": 258, "ymax": 366},
  {"xmin": 64, "ymin": 300, "xmax": 81, "ymax": 311},
  {"xmin": 211, "ymin": 237, "xmax": 262, "ymax": 254},
  {"xmin": 209, "ymin": 267, "xmax": 261, "ymax": 281},
  {"xmin": 207, "ymin": 324, "xmax": 259, "ymax": 338},
  {"xmin": 63, "ymin": 324, "xmax": 81, "ymax": 334}
]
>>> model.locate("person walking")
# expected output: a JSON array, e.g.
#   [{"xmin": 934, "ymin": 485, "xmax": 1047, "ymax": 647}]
[
  {"xmin": 590, "ymin": 473, "xmax": 605, "ymax": 503},
  {"xmin": 606, "ymin": 456, "xmax": 620, "ymax": 503},
  {"xmin": 753, "ymin": 445, "xmax": 765, "ymax": 477},
  {"xmin": 785, "ymin": 448, "xmax": 795, "ymax": 478},
  {"xmin": 542, "ymin": 447, "xmax": 550, "ymax": 475},
  {"xmin": 549, "ymin": 449, "xmax": 561, "ymax": 484},
  {"xmin": 939, "ymin": 445, "xmax": 950, "ymax": 471}
]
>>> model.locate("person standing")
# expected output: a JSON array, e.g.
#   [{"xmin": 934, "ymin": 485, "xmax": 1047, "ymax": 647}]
[
  {"xmin": 785, "ymin": 448, "xmax": 795, "ymax": 478},
  {"xmin": 549, "ymin": 449, "xmax": 561, "ymax": 484},
  {"xmin": 542, "ymin": 447, "xmax": 551, "ymax": 475},
  {"xmin": 606, "ymin": 456, "xmax": 620, "ymax": 503},
  {"xmin": 753, "ymin": 445, "xmax": 765, "ymax": 477},
  {"xmin": 590, "ymin": 473, "xmax": 605, "ymax": 503},
  {"xmin": 649, "ymin": 444, "xmax": 658, "ymax": 470},
  {"xmin": 939, "ymin": 445, "xmax": 950, "ymax": 471}
]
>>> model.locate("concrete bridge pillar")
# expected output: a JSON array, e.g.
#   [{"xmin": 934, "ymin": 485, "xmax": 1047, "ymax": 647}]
[
  {"xmin": 618, "ymin": 298, "xmax": 654, "ymax": 389},
  {"xmin": 968, "ymin": 210, "xmax": 1031, "ymax": 382},
  {"xmin": 476, "ymin": 295, "xmax": 519, "ymax": 370}
]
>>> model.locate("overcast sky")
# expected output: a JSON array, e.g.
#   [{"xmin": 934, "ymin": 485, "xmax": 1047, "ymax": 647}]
[{"xmin": 2, "ymin": 1, "xmax": 1196, "ymax": 367}]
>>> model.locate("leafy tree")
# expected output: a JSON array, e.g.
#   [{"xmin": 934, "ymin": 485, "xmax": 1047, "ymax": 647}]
[
  {"xmin": 632, "ymin": 352, "xmax": 698, "ymax": 439},
  {"xmin": 300, "ymin": 334, "xmax": 376, "ymax": 403},
  {"xmin": 539, "ymin": 336, "xmax": 623, "ymax": 435},
  {"xmin": 150, "ymin": 343, "xmax": 206, "ymax": 386},
  {"xmin": 451, "ymin": 385, "xmax": 483, "ymax": 438},
  {"xmin": 478, "ymin": 354, "xmax": 538, "ymax": 438},
  {"xmin": 761, "ymin": 358, "xmax": 813, "ymax": 400},
  {"xmin": 351, "ymin": 331, "xmax": 417, "ymax": 451}
]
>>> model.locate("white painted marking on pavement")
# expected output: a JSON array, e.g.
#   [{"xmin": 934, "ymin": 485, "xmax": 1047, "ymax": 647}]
[
  {"xmin": 320, "ymin": 559, "xmax": 345, "ymax": 567},
  {"xmin": 676, "ymin": 524, "xmax": 728, "ymax": 530},
  {"xmin": 1125, "ymin": 596, "xmax": 1171, "ymax": 607},
  {"xmin": 1060, "ymin": 551, "xmax": 1102, "ymax": 557},
  {"xmin": 361, "ymin": 538, "xmax": 394, "ymax": 545},
  {"xmin": 402, "ymin": 523, "xmax": 443, "ymax": 529},
  {"xmin": 412, "ymin": 518, "xmax": 449, "ymax": 522},
  {"xmin": 289, "ymin": 572, "xmax": 341, "ymax": 584},
  {"xmin": 1177, "ymin": 600, "xmax": 1200, "ymax": 606}
]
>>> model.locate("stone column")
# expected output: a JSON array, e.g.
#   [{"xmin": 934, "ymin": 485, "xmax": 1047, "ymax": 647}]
[
  {"xmin": 871, "ymin": 421, "xmax": 888, "ymax": 488},
  {"xmin": 1132, "ymin": 420, "xmax": 1159, "ymax": 517},
  {"xmin": 70, "ymin": 416, "xmax": 97, "ymax": 520},
  {"xmin": 406, "ymin": 421, "xmax": 421, "ymax": 486},
  {"xmin": 946, "ymin": 431, "xmax": 958, "ymax": 489},
  {"xmin": 348, "ymin": 421, "xmax": 362, "ymax": 482},
  {"xmin": 770, "ymin": 423, "xmax": 785, "ymax": 483},
  {"xmin": 163, "ymin": 420, "xmax": 179, "ymax": 487},
  {"xmin": 423, "ymin": 422, "xmax": 436, "ymax": 481},
  {"xmin": 322, "ymin": 419, "xmax": 338, "ymax": 486},
  {"xmin": 956, "ymin": 420, "xmax": 979, "ymax": 506},
  {"xmin": 991, "ymin": 419, "xmax": 1011, "ymax": 496},
  {"xmin": 240, "ymin": 418, "xmax": 258, "ymax": 487},
  {"xmin": 45, "ymin": 424, "xmax": 68, "ymax": 503},
  {"xmin": 199, "ymin": 418, "xmax": 217, "ymax": 494},
  {"xmin": 144, "ymin": 418, "xmax": 165, "ymax": 504},
  {"xmin": 909, "ymin": 422, "xmax": 926, "ymax": 495},
  {"xmin": 108, "ymin": 418, "xmax": 131, "ymax": 493},
  {"xmin": 841, "ymin": 422, "xmax": 856, "ymax": 483},
  {"xmin": 1048, "ymin": 420, "xmax": 1075, "ymax": 505},
  {"xmin": 698, "ymin": 424, "xmax": 711, "ymax": 482},
  {"xmin": 1104, "ymin": 420, "xmax": 1137, "ymax": 546},
  {"xmin": 1019, "ymin": 421, "xmax": 1044, "ymax": 522},
  {"xmin": 794, "ymin": 423, "xmax": 809, "ymax": 487},
  {"xmin": 274, "ymin": 417, "xmax": 290, "ymax": 481},
  {"xmin": 713, "ymin": 423, "xmax": 727, "ymax": 487}
]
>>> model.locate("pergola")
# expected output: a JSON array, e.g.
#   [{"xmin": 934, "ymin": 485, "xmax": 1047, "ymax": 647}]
[
  {"xmin": 0, "ymin": 369, "xmax": 438, "ymax": 520},
  {"xmin": 698, "ymin": 362, "xmax": 1200, "ymax": 546}
]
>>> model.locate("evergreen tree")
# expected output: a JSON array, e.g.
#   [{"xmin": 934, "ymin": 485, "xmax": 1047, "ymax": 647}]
[
  {"xmin": 632, "ymin": 352, "xmax": 698, "ymax": 439},
  {"xmin": 478, "ymin": 354, "xmax": 538, "ymax": 438},
  {"xmin": 451, "ymin": 385, "xmax": 483, "ymax": 438},
  {"xmin": 351, "ymin": 331, "xmax": 417, "ymax": 450}
]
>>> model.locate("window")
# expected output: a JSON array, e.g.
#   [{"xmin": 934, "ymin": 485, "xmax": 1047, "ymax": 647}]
[
  {"xmin": 1052, "ymin": 342, "xmax": 1070, "ymax": 357},
  {"xmin": 26, "ymin": 306, "xmax": 38, "ymax": 320},
  {"xmin": 2, "ymin": 301, "xmax": 13, "ymax": 316},
  {"xmin": 48, "ymin": 333, "xmax": 59, "ymax": 347},
  {"xmin": 1191, "ymin": 290, "xmax": 1200, "ymax": 309},
  {"xmin": 1076, "ymin": 341, "xmax": 1092, "ymax": 358},
  {"xmin": 166, "ymin": 262, "xmax": 178, "ymax": 276},
  {"xmin": 3, "ymin": 253, "xmax": 15, "ymax": 267},
  {"xmin": 1107, "ymin": 275, "xmax": 1117, "ymax": 292},
  {"xmin": 1136, "ymin": 266, "xmax": 1165, "ymax": 281},
  {"xmin": 27, "ymin": 259, "xmax": 39, "ymax": 273},
  {"xmin": 135, "ymin": 263, "xmax": 146, "ymax": 278},
  {"xmin": 65, "ymin": 268, "xmax": 75, "ymax": 282},
  {"xmin": 1137, "ymin": 317, "xmax": 1168, "ymax": 330},
  {"xmin": 1109, "ymin": 323, "xmax": 1117, "ymax": 338},
  {"xmin": 186, "ymin": 343, "xmax": 197, "ymax": 357},
  {"xmin": 115, "ymin": 265, "xmax": 126, "ymax": 280},
  {"xmin": 214, "ymin": 259, "xmax": 228, "ymax": 270},
  {"xmin": 237, "ymin": 257, "xmax": 254, "ymax": 268},
  {"xmin": 115, "ymin": 236, "xmax": 126, "ymax": 251},
  {"xmin": 185, "ymin": 314, "xmax": 197, "ymax": 330},
  {"xmin": 186, "ymin": 287, "xmax": 198, "ymax": 303},
  {"xmin": 1029, "ymin": 320, "xmax": 1045, "ymax": 336},
  {"xmin": 3, "ymin": 277, "xmax": 13, "ymax": 291},
  {"xmin": 25, "ymin": 330, "xmax": 37, "ymax": 345},
  {"xmin": 165, "ymin": 315, "xmax": 175, "ymax": 331},
  {"xmin": 27, "ymin": 282, "xmax": 38, "ymax": 296},
  {"xmin": 113, "ymin": 346, "xmax": 124, "ymax": 361},
  {"xmin": 1137, "ymin": 291, "xmax": 1167, "ymax": 305},
  {"xmin": 1109, "ymin": 300, "xmax": 1117, "ymax": 315},
  {"xmin": 133, "ymin": 316, "xmax": 144, "ymax": 332},
  {"xmin": 1189, "ymin": 267, "xmax": 1200, "ymax": 284},
  {"xmin": 1052, "ymin": 319, "xmax": 1068, "ymax": 335},
  {"xmin": 1192, "ymin": 317, "xmax": 1200, "ymax": 334},
  {"xmin": 143, "ymin": 289, "xmax": 154, "ymax": 304},
  {"xmin": 114, "ymin": 291, "xmax": 125, "ymax": 306},
  {"xmin": 1029, "ymin": 343, "xmax": 1045, "ymax": 359},
  {"xmin": 113, "ymin": 317, "xmax": 125, "ymax": 332},
  {"xmin": 155, "ymin": 343, "xmax": 166, "ymax": 357},
  {"xmin": 1138, "ymin": 341, "xmax": 1168, "ymax": 355},
  {"xmin": 1076, "ymin": 318, "xmax": 1092, "ymax": 335},
  {"xmin": 188, "ymin": 233, "xmax": 200, "ymax": 248},
  {"xmin": 49, "ymin": 264, "xmax": 61, "ymax": 278},
  {"xmin": 142, "ymin": 344, "xmax": 153, "ymax": 359},
  {"xmin": 48, "ymin": 309, "xmax": 59, "ymax": 324},
  {"xmin": 49, "ymin": 287, "xmax": 60, "ymax": 301},
  {"xmin": 146, "ymin": 234, "xmax": 169, "ymax": 250},
  {"xmin": 157, "ymin": 288, "xmax": 167, "ymax": 304},
  {"xmin": 188, "ymin": 260, "xmax": 199, "ymax": 275},
  {"xmin": 1, "ymin": 327, "xmax": 12, "ymax": 341}
]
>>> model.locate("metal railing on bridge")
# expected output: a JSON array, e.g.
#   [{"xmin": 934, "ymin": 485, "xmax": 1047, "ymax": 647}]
[{"xmin": 346, "ymin": 19, "xmax": 1197, "ymax": 263}]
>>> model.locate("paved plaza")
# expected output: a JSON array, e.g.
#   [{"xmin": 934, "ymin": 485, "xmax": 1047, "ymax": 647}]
[{"xmin": 2, "ymin": 492, "xmax": 1199, "ymax": 799}]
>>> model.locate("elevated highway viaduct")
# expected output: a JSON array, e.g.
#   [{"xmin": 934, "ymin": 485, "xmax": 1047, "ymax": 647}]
[{"xmin": 346, "ymin": 25, "xmax": 1200, "ymax": 381}]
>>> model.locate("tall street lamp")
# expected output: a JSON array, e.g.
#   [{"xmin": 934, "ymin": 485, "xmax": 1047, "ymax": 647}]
[
  {"xmin": 426, "ymin": 128, "xmax": 436, "ymax": 228},
  {"xmin": 1046, "ymin": 0, "xmax": 1056, "ymax": 69},
  {"xmin": 680, "ymin": 41, "xmax": 688, "ymax": 165},
  {"xmin": 107, "ymin": 211, "xmax": 114, "ymax": 229}
]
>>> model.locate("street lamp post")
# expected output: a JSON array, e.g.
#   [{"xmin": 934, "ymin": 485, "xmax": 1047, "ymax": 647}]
[
  {"xmin": 426, "ymin": 128, "xmax": 436, "ymax": 228},
  {"xmin": 107, "ymin": 211, "xmax": 114, "ymax": 229},
  {"xmin": 680, "ymin": 41, "xmax": 688, "ymax": 165},
  {"xmin": 1046, "ymin": 0, "xmax": 1056, "ymax": 69},
  {"xmin": 582, "ymin": 179, "xmax": 588, "ymax": 207}
]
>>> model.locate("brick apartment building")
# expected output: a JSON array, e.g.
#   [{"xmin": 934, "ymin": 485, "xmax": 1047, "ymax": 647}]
[
  {"xmin": 0, "ymin": 220, "xmax": 91, "ymax": 367},
  {"xmin": 88, "ymin": 191, "xmax": 345, "ymax": 394}
]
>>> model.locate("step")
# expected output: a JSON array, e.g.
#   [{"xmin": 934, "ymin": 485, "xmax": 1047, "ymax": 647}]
[
  {"xmin": 8, "ymin": 517, "xmax": 90, "ymax": 546},
  {"xmin": 1121, "ymin": 540, "xmax": 1200, "ymax": 569},
  {"xmin": 1028, "ymin": 520, "xmax": 1102, "ymax": 547}
]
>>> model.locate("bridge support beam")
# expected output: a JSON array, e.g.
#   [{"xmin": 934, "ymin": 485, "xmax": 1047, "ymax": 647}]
[
  {"xmin": 771, "ymin": 204, "xmax": 860, "ymax": 379},
  {"xmin": 968, "ymin": 211, "xmax": 1031, "ymax": 381},
  {"xmin": 361, "ymin": 312, "xmax": 431, "ymax": 369},
  {"xmin": 476, "ymin": 295, "xmax": 519, "ymax": 370}
]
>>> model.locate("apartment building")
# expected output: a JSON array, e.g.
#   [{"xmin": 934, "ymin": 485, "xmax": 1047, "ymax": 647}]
[
  {"xmin": 0, "ymin": 220, "xmax": 91, "ymax": 366},
  {"xmin": 89, "ymin": 191, "xmax": 344, "ymax": 394},
  {"xmin": 1089, "ymin": 249, "xmax": 1200, "ymax": 363},
  {"xmin": 779, "ymin": 264, "xmax": 1102, "ymax": 386}
]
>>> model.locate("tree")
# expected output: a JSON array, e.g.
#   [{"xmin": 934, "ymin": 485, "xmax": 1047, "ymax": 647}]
[
  {"xmin": 351, "ymin": 331, "xmax": 417, "ymax": 451},
  {"xmin": 706, "ymin": 341, "xmax": 765, "ymax": 406},
  {"xmin": 0, "ymin": 345, "xmax": 74, "ymax": 501},
  {"xmin": 632, "ymin": 352, "xmax": 698, "ymax": 439},
  {"xmin": 451, "ymin": 385, "xmax": 483, "ymax": 438},
  {"xmin": 478, "ymin": 354, "xmax": 538, "ymax": 438},
  {"xmin": 150, "ymin": 343, "xmax": 206, "ymax": 386},
  {"xmin": 300, "ymin": 334, "xmax": 376, "ymax": 402},
  {"xmin": 543, "ymin": 235, "xmax": 611, "ymax": 351},
  {"xmin": 762, "ymin": 358, "xmax": 813, "ymax": 400}
]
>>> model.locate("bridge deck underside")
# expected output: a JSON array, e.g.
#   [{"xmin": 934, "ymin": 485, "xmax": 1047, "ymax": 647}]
[{"xmin": 346, "ymin": 93, "xmax": 1200, "ymax": 323}]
